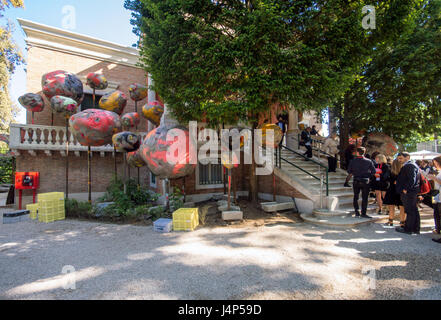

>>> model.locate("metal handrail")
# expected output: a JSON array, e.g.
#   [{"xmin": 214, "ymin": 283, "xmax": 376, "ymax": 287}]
[{"xmin": 275, "ymin": 145, "xmax": 329, "ymax": 196}]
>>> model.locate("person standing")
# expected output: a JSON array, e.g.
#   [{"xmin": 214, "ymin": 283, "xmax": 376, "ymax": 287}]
[
  {"xmin": 275, "ymin": 116, "xmax": 287, "ymax": 147},
  {"xmin": 343, "ymin": 144, "xmax": 356, "ymax": 187},
  {"xmin": 383, "ymin": 159, "xmax": 406, "ymax": 227},
  {"xmin": 311, "ymin": 125, "xmax": 320, "ymax": 136},
  {"xmin": 347, "ymin": 147, "xmax": 376, "ymax": 218},
  {"xmin": 301, "ymin": 127, "xmax": 313, "ymax": 159},
  {"xmin": 323, "ymin": 133, "xmax": 339, "ymax": 172},
  {"xmin": 427, "ymin": 156, "xmax": 441, "ymax": 243},
  {"xmin": 371, "ymin": 154, "xmax": 390, "ymax": 214},
  {"xmin": 420, "ymin": 160, "xmax": 431, "ymax": 176},
  {"xmin": 395, "ymin": 152, "xmax": 421, "ymax": 235}
]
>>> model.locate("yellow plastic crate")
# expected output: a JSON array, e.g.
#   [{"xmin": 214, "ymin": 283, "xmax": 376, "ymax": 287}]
[
  {"xmin": 38, "ymin": 212, "xmax": 56, "ymax": 223},
  {"xmin": 26, "ymin": 203, "xmax": 39, "ymax": 220},
  {"xmin": 172, "ymin": 208, "xmax": 199, "ymax": 231},
  {"xmin": 38, "ymin": 199, "xmax": 65, "ymax": 223},
  {"xmin": 38, "ymin": 192, "xmax": 65, "ymax": 202}
]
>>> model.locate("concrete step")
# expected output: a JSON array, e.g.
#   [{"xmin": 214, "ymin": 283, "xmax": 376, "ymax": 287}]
[
  {"xmin": 327, "ymin": 191, "xmax": 354, "ymax": 197},
  {"xmin": 338, "ymin": 201, "xmax": 377, "ymax": 214},
  {"xmin": 300, "ymin": 213, "xmax": 388, "ymax": 229},
  {"xmin": 301, "ymin": 177, "xmax": 348, "ymax": 184},
  {"xmin": 281, "ymin": 164, "xmax": 325, "ymax": 171},
  {"xmin": 261, "ymin": 201, "xmax": 295, "ymax": 213},
  {"xmin": 313, "ymin": 209, "xmax": 351, "ymax": 217},
  {"xmin": 288, "ymin": 172, "xmax": 347, "ymax": 180},
  {"xmin": 309, "ymin": 179, "xmax": 349, "ymax": 186}
]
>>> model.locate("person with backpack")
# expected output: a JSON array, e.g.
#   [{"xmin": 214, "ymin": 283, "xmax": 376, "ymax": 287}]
[
  {"xmin": 395, "ymin": 152, "xmax": 422, "ymax": 235},
  {"xmin": 427, "ymin": 156, "xmax": 441, "ymax": 243}
]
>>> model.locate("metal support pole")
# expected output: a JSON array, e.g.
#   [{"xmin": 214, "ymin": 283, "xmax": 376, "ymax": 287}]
[
  {"xmin": 114, "ymin": 147, "xmax": 117, "ymax": 180},
  {"xmin": 123, "ymin": 153, "xmax": 127, "ymax": 194},
  {"xmin": 65, "ymin": 118, "xmax": 69, "ymax": 200},
  {"xmin": 165, "ymin": 178, "xmax": 170, "ymax": 213},
  {"xmin": 183, "ymin": 177, "xmax": 186, "ymax": 203},
  {"xmin": 228, "ymin": 169, "xmax": 231, "ymax": 211},
  {"xmin": 88, "ymin": 146, "xmax": 92, "ymax": 203}
]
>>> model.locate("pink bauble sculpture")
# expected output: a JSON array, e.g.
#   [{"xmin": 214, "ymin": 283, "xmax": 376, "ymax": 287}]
[
  {"xmin": 139, "ymin": 123, "xmax": 196, "ymax": 179},
  {"xmin": 50, "ymin": 96, "xmax": 79, "ymax": 117},
  {"xmin": 86, "ymin": 73, "xmax": 108, "ymax": 90},
  {"xmin": 127, "ymin": 150, "xmax": 146, "ymax": 168},
  {"xmin": 41, "ymin": 70, "xmax": 84, "ymax": 104},
  {"xmin": 363, "ymin": 133, "xmax": 398, "ymax": 157},
  {"xmin": 69, "ymin": 109, "xmax": 122, "ymax": 147},
  {"xmin": 128, "ymin": 83, "xmax": 148, "ymax": 102},
  {"xmin": 18, "ymin": 93, "xmax": 45, "ymax": 113},
  {"xmin": 121, "ymin": 112, "xmax": 141, "ymax": 130}
]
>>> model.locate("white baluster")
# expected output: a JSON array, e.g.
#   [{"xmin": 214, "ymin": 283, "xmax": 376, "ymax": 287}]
[
  {"xmin": 69, "ymin": 129, "xmax": 74, "ymax": 146},
  {"xmin": 62, "ymin": 129, "xmax": 68, "ymax": 145},
  {"xmin": 55, "ymin": 128, "xmax": 61, "ymax": 145},
  {"xmin": 31, "ymin": 129, "xmax": 38, "ymax": 145},
  {"xmin": 50, "ymin": 129, "xmax": 56, "ymax": 145},
  {"xmin": 23, "ymin": 129, "xmax": 30, "ymax": 146}
]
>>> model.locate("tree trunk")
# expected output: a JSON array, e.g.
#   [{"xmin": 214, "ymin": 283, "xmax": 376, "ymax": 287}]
[
  {"xmin": 248, "ymin": 122, "xmax": 258, "ymax": 203},
  {"xmin": 337, "ymin": 101, "xmax": 351, "ymax": 165}
]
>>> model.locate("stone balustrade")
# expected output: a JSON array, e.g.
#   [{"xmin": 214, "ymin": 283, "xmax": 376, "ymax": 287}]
[{"xmin": 9, "ymin": 123, "xmax": 148, "ymax": 157}]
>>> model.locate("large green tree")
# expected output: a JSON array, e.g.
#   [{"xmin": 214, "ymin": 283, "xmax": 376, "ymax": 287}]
[
  {"xmin": 0, "ymin": 0, "xmax": 24, "ymax": 134},
  {"xmin": 333, "ymin": 0, "xmax": 441, "ymax": 152},
  {"xmin": 126, "ymin": 0, "xmax": 422, "ymax": 200}
]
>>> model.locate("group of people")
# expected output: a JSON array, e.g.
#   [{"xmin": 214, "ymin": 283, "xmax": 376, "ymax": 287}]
[{"xmin": 343, "ymin": 145, "xmax": 441, "ymax": 244}]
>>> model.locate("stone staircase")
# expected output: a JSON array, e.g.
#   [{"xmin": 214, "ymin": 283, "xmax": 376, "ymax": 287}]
[{"xmin": 275, "ymin": 148, "xmax": 388, "ymax": 228}]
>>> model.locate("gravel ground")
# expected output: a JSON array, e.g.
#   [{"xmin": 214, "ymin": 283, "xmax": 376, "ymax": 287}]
[{"xmin": 0, "ymin": 206, "xmax": 440, "ymax": 300}]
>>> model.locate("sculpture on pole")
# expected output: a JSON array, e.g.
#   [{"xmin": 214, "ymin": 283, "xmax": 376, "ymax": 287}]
[
  {"xmin": 70, "ymin": 109, "xmax": 122, "ymax": 202},
  {"xmin": 141, "ymin": 101, "xmax": 164, "ymax": 127},
  {"xmin": 42, "ymin": 70, "xmax": 84, "ymax": 125},
  {"xmin": 99, "ymin": 90, "xmax": 128, "ymax": 116},
  {"xmin": 18, "ymin": 93, "xmax": 45, "ymax": 124}
]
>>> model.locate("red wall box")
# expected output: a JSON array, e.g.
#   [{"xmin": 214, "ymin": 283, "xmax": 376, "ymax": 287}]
[
  {"xmin": 15, "ymin": 172, "xmax": 39, "ymax": 209},
  {"xmin": 15, "ymin": 172, "xmax": 40, "ymax": 190}
]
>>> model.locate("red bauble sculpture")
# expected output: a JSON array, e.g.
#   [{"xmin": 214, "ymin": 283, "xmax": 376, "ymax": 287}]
[
  {"xmin": 69, "ymin": 109, "xmax": 122, "ymax": 146},
  {"xmin": 139, "ymin": 124, "xmax": 196, "ymax": 179}
]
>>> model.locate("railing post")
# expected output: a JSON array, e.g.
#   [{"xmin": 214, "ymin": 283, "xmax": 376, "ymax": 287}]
[{"xmin": 320, "ymin": 173, "xmax": 324, "ymax": 209}]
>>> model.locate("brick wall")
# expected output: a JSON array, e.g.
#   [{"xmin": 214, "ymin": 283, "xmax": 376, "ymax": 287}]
[
  {"xmin": 170, "ymin": 163, "xmax": 250, "ymax": 196},
  {"xmin": 258, "ymin": 172, "xmax": 309, "ymax": 200},
  {"xmin": 26, "ymin": 46, "xmax": 149, "ymax": 131},
  {"xmin": 16, "ymin": 151, "xmax": 153, "ymax": 198}
]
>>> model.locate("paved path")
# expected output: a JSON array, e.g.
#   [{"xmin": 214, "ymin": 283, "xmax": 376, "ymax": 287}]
[{"xmin": 0, "ymin": 207, "xmax": 440, "ymax": 300}]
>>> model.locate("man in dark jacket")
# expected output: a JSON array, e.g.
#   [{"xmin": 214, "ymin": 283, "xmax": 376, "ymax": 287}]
[
  {"xmin": 395, "ymin": 152, "xmax": 421, "ymax": 234},
  {"xmin": 347, "ymin": 147, "xmax": 376, "ymax": 218}
]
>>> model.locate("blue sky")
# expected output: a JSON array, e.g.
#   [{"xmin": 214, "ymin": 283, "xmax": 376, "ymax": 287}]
[{"xmin": 4, "ymin": 0, "xmax": 139, "ymax": 124}]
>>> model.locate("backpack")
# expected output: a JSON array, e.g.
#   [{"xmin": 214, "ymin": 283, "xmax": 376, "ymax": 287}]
[{"xmin": 419, "ymin": 170, "xmax": 431, "ymax": 195}]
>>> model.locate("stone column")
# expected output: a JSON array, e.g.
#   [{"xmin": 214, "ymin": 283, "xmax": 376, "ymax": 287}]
[
  {"xmin": 286, "ymin": 107, "xmax": 299, "ymax": 149},
  {"xmin": 147, "ymin": 73, "xmax": 156, "ymax": 133}
]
